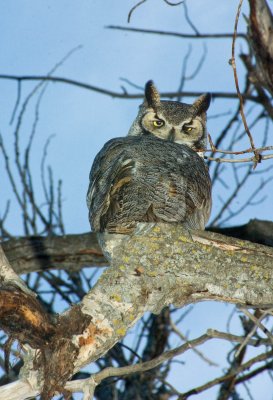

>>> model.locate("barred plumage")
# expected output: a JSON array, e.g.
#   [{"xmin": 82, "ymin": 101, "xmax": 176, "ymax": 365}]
[
  {"xmin": 87, "ymin": 81, "xmax": 212, "ymax": 260},
  {"xmin": 87, "ymin": 135, "xmax": 211, "ymax": 234}
]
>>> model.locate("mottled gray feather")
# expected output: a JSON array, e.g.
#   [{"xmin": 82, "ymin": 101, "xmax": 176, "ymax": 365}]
[{"xmin": 87, "ymin": 135, "xmax": 211, "ymax": 234}]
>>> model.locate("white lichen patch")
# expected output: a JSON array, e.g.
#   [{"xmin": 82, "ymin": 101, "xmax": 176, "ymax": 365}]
[{"xmin": 81, "ymin": 292, "xmax": 134, "ymax": 320}]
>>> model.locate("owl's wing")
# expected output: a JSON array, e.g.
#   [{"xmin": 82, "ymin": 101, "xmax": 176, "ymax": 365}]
[
  {"xmin": 87, "ymin": 136, "xmax": 212, "ymax": 233},
  {"xmin": 87, "ymin": 138, "xmax": 139, "ymax": 233},
  {"xmin": 149, "ymin": 153, "xmax": 211, "ymax": 229}
]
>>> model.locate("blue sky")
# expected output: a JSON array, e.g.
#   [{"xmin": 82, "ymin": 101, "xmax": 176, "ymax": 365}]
[
  {"xmin": 1, "ymin": 2, "xmax": 273, "ymax": 398},
  {"xmin": 1, "ymin": 0, "xmax": 272, "ymax": 235}
]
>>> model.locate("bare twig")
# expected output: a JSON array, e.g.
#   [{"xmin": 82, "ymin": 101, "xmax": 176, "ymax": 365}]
[
  {"xmin": 183, "ymin": 2, "xmax": 199, "ymax": 35},
  {"xmin": 63, "ymin": 328, "xmax": 272, "ymax": 399},
  {"xmin": 204, "ymin": 134, "xmax": 273, "ymax": 164},
  {"xmin": 230, "ymin": 0, "xmax": 259, "ymax": 168},
  {"xmin": 0, "ymin": 74, "xmax": 259, "ymax": 102},
  {"xmin": 205, "ymin": 153, "xmax": 273, "ymax": 164},
  {"xmin": 178, "ymin": 350, "xmax": 273, "ymax": 399},
  {"xmin": 107, "ymin": 25, "xmax": 247, "ymax": 40},
  {"xmin": 128, "ymin": 0, "xmax": 148, "ymax": 23},
  {"xmin": 127, "ymin": 0, "xmax": 184, "ymax": 23},
  {"xmin": 163, "ymin": 0, "xmax": 184, "ymax": 5},
  {"xmin": 234, "ymin": 311, "xmax": 269, "ymax": 358},
  {"xmin": 170, "ymin": 319, "xmax": 218, "ymax": 367},
  {"xmin": 9, "ymin": 80, "xmax": 21, "ymax": 125},
  {"xmin": 177, "ymin": 43, "xmax": 207, "ymax": 101},
  {"xmin": 238, "ymin": 307, "xmax": 273, "ymax": 343}
]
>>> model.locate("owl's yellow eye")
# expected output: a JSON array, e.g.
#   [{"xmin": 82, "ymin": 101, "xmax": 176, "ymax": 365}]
[
  {"xmin": 184, "ymin": 126, "xmax": 193, "ymax": 133},
  {"xmin": 153, "ymin": 119, "xmax": 165, "ymax": 128}
]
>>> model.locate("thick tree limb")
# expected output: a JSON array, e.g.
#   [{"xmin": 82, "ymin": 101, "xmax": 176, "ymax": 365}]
[
  {"xmin": 1, "ymin": 219, "xmax": 272, "ymax": 274},
  {"xmin": 1, "ymin": 233, "xmax": 106, "ymax": 274},
  {"xmin": 1, "ymin": 224, "xmax": 273, "ymax": 398},
  {"xmin": 0, "ymin": 246, "xmax": 55, "ymax": 351},
  {"xmin": 208, "ymin": 219, "xmax": 273, "ymax": 247},
  {"xmin": 0, "ymin": 246, "xmax": 36, "ymax": 295}
]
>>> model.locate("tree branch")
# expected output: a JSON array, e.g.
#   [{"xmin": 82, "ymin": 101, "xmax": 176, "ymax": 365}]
[
  {"xmin": 1, "ymin": 232, "xmax": 105, "ymax": 274},
  {"xmin": 0, "ymin": 74, "xmax": 260, "ymax": 102},
  {"xmin": 1, "ymin": 223, "xmax": 273, "ymax": 398},
  {"xmin": 107, "ymin": 25, "xmax": 247, "ymax": 40},
  {"xmin": 2, "ymin": 219, "xmax": 273, "ymax": 275}
]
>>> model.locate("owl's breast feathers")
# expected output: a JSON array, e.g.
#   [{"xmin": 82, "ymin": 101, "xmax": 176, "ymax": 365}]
[{"xmin": 87, "ymin": 136, "xmax": 212, "ymax": 233}]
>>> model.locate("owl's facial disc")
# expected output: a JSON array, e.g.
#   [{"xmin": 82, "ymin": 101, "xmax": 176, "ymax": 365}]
[{"xmin": 141, "ymin": 111, "xmax": 205, "ymax": 149}]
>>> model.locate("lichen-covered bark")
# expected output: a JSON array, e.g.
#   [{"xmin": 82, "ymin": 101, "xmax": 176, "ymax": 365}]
[
  {"xmin": 1, "ymin": 224, "xmax": 273, "ymax": 399},
  {"xmin": 2, "ymin": 219, "xmax": 273, "ymax": 274}
]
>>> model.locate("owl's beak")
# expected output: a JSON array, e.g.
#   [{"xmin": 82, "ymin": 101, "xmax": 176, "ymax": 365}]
[{"xmin": 167, "ymin": 128, "xmax": 176, "ymax": 142}]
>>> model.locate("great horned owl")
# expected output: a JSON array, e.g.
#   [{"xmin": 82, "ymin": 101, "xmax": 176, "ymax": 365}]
[{"xmin": 87, "ymin": 81, "xmax": 212, "ymax": 260}]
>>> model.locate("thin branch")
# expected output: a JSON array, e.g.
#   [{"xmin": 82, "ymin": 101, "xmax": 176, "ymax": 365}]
[
  {"xmin": 163, "ymin": 0, "xmax": 184, "ymax": 5},
  {"xmin": 107, "ymin": 25, "xmax": 247, "ymax": 40},
  {"xmin": 176, "ymin": 43, "xmax": 207, "ymax": 101},
  {"xmin": 94, "ymin": 333, "xmax": 211, "ymax": 383},
  {"xmin": 230, "ymin": 0, "xmax": 259, "ymax": 167},
  {"xmin": 207, "ymin": 141, "xmax": 273, "ymax": 156},
  {"xmin": 128, "ymin": 0, "xmax": 184, "ymax": 23},
  {"xmin": 0, "ymin": 201, "xmax": 12, "ymax": 239},
  {"xmin": 238, "ymin": 307, "xmax": 273, "ymax": 343},
  {"xmin": 234, "ymin": 311, "xmax": 269, "ymax": 358},
  {"xmin": 128, "ymin": 0, "xmax": 148, "ymax": 23},
  {"xmin": 63, "ymin": 328, "xmax": 272, "ymax": 398},
  {"xmin": 9, "ymin": 80, "xmax": 21, "ymax": 125},
  {"xmin": 183, "ymin": 2, "xmax": 199, "ymax": 35},
  {"xmin": 177, "ymin": 44, "xmax": 192, "ymax": 101},
  {"xmin": 170, "ymin": 319, "xmax": 218, "ymax": 367},
  {"xmin": 205, "ymin": 152, "xmax": 273, "ymax": 164},
  {"xmin": 179, "ymin": 350, "xmax": 273, "ymax": 399},
  {"xmin": 217, "ymin": 176, "xmax": 273, "ymax": 226},
  {"xmin": 210, "ymin": 164, "xmax": 253, "ymax": 226},
  {"xmin": 0, "ymin": 74, "xmax": 260, "ymax": 102},
  {"xmin": 235, "ymin": 361, "xmax": 273, "ymax": 385}
]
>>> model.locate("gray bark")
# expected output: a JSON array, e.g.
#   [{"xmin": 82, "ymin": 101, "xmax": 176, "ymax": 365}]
[
  {"xmin": 2, "ymin": 219, "xmax": 273, "ymax": 274},
  {"xmin": 1, "ymin": 223, "xmax": 273, "ymax": 398},
  {"xmin": 1, "ymin": 232, "xmax": 105, "ymax": 274}
]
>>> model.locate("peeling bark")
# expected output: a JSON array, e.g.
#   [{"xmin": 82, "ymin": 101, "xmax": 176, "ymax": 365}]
[{"xmin": 0, "ymin": 224, "xmax": 273, "ymax": 398}]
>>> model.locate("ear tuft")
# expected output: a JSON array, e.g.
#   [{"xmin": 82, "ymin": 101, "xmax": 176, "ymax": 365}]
[
  {"xmin": 193, "ymin": 93, "xmax": 211, "ymax": 114},
  {"xmin": 144, "ymin": 80, "xmax": 161, "ymax": 109}
]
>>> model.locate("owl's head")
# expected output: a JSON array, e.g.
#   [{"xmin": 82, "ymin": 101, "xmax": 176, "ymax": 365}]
[{"xmin": 128, "ymin": 80, "xmax": 211, "ymax": 153}]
